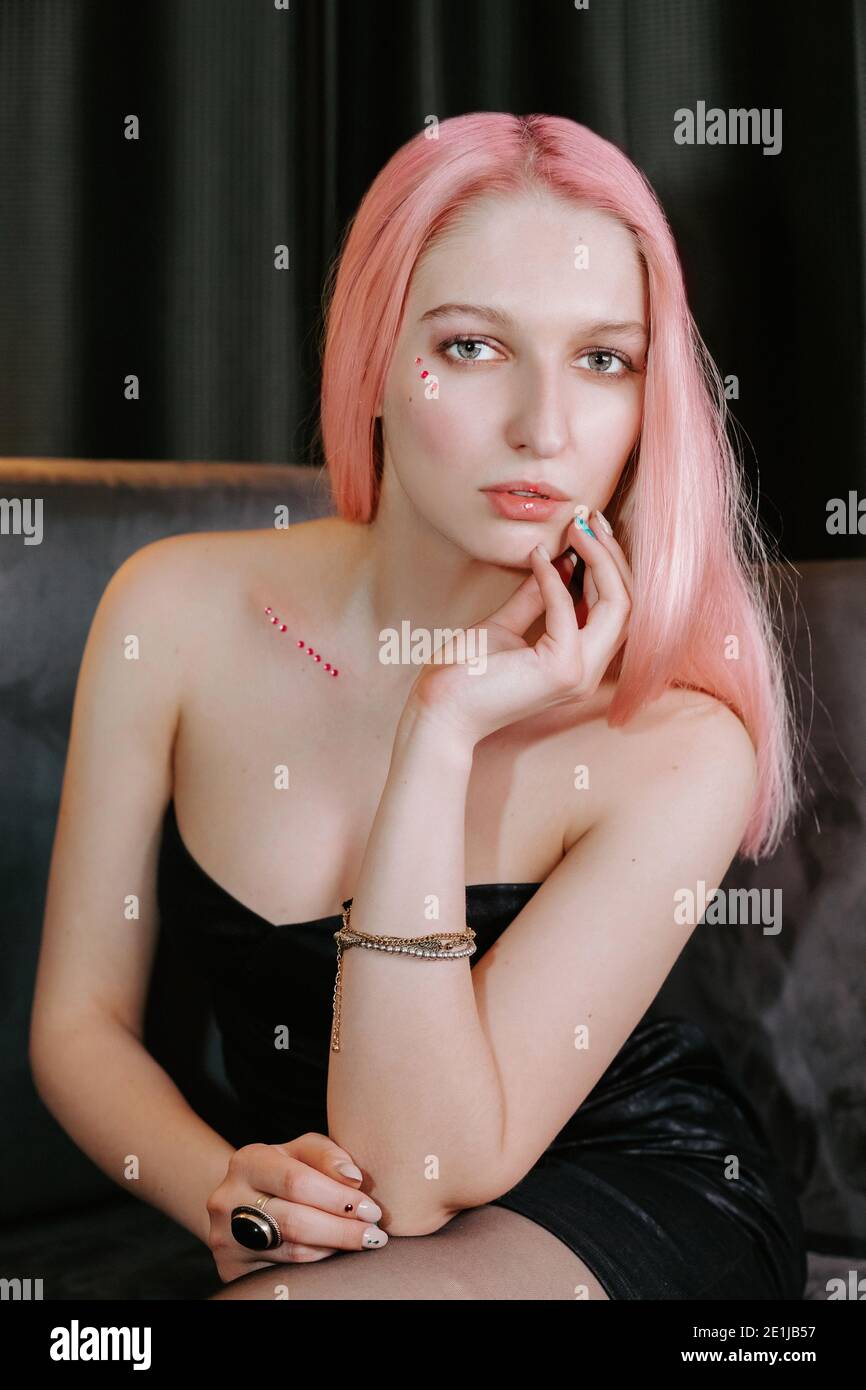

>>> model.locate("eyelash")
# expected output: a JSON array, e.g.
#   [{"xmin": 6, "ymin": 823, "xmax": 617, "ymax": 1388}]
[{"xmin": 435, "ymin": 334, "xmax": 638, "ymax": 378}]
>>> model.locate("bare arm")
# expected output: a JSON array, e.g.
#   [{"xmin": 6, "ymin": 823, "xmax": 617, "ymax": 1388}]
[
  {"xmin": 327, "ymin": 691, "xmax": 758, "ymax": 1237},
  {"xmin": 29, "ymin": 536, "xmax": 233, "ymax": 1245},
  {"xmin": 327, "ymin": 704, "xmax": 500, "ymax": 1236},
  {"xmin": 327, "ymin": 532, "xmax": 758, "ymax": 1236},
  {"xmin": 31, "ymin": 1021, "xmax": 234, "ymax": 1245}
]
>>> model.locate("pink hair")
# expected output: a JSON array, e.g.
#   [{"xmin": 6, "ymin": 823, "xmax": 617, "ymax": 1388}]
[{"xmin": 318, "ymin": 112, "xmax": 800, "ymax": 862}]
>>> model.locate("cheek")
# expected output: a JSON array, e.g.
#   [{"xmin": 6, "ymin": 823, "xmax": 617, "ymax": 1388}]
[
  {"xmin": 405, "ymin": 388, "xmax": 478, "ymax": 478},
  {"xmin": 578, "ymin": 385, "xmax": 642, "ymax": 449}
]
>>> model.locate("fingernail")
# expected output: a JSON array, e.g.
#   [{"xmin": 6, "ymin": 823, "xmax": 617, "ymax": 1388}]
[
  {"xmin": 574, "ymin": 515, "xmax": 596, "ymax": 539},
  {"xmin": 363, "ymin": 1224, "xmax": 388, "ymax": 1248},
  {"xmin": 356, "ymin": 1198, "xmax": 383, "ymax": 1222},
  {"xmin": 535, "ymin": 543, "xmax": 550, "ymax": 561},
  {"xmin": 594, "ymin": 509, "xmax": 613, "ymax": 536},
  {"xmin": 564, "ymin": 548, "xmax": 578, "ymax": 567},
  {"xmin": 336, "ymin": 1161, "xmax": 363, "ymax": 1180}
]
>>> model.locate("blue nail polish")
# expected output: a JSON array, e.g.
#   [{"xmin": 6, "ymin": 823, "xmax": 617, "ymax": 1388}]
[{"xmin": 574, "ymin": 516, "xmax": 596, "ymax": 539}]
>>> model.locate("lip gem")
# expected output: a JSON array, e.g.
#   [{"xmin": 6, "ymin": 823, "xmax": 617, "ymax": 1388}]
[
  {"xmin": 511, "ymin": 492, "xmax": 553, "ymax": 508},
  {"xmin": 483, "ymin": 489, "xmax": 568, "ymax": 521},
  {"xmin": 505, "ymin": 488, "xmax": 546, "ymax": 510},
  {"xmin": 513, "ymin": 491, "xmax": 543, "ymax": 509}
]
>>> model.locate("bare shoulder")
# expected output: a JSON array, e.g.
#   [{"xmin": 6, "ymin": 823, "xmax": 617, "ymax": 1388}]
[
  {"xmin": 106, "ymin": 528, "xmax": 242, "ymax": 605},
  {"xmin": 110, "ymin": 525, "xmax": 292, "ymax": 595},
  {"xmin": 107, "ymin": 518, "xmax": 336, "ymax": 628},
  {"xmin": 644, "ymin": 685, "xmax": 757, "ymax": 779},
  {"xmin": 629, "ymin": 684, "xmax": 755, "ymax": 755},
  {"xmin": 588, "ymin": 682, "xmax": 758, "ymax": 823}
]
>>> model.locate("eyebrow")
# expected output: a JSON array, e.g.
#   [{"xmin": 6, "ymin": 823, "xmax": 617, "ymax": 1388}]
[{"xmin": 419, "ymin": 302, "xmax": 648, "ymax": 343}]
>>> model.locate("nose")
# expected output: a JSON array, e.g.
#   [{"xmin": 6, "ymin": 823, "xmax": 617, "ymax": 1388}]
[{"xmin": 505, "ymin": 363, "xmax": 571, "ymax": 459}]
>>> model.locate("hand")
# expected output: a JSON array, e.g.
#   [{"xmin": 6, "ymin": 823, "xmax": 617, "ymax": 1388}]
[
  {"xmin": 205, "ymin": 1132, "xmax": 387, "ymax": 1283},
  {"xmin": 407, "ymin": 510, "xmax": 634, "ymax": 746}
]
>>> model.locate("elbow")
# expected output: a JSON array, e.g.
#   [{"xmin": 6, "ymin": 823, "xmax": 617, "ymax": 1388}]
[
  {"xmin": 389, "ymin": 1166, "xmax": 526, "ymax": 1233},
  {"xmin": 28, "ymin": 997, "xmax": 56, "ymax": 1088},
  {"xmin": 333, "ymin": 1123, "xmax": 510, "ymax": 1236},
  {"xmin": 366, "ymin": 1173, "xmax": 479, "ymax": 1237},
  {"xmin": 29, "ymin": 1035, "xmax": 58, "ymax": 1107},
  {"xmin": 374, "ymin": 1181, "xmax": 495, "ymax": 1238},
  {"xmin": 29, "ymin": 1017, "xmax": 81, "ymax": 1102},
  {"xmin": 370, "ymin": 1150, "xmax": 518, "ymax": 1236},
  {"xmin": 380, "ymin": 1204, "xmax": 458, "ymax": 1238},
  {"xmin": 28, "ymin": 1027, "xmax": 48, "ymax": 1094}
]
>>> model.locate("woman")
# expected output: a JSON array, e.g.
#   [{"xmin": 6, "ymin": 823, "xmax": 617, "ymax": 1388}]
[{"xmin": 30, "ymin": 112, "xmax": 807, "ymax": 1300}]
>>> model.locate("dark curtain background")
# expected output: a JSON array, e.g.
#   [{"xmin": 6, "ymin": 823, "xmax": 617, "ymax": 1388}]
[{"xmin": 1, "ymin": 0, "xmax": 864, "ymax": 562}]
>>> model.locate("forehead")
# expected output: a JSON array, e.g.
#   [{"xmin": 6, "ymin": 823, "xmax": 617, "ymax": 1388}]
[{"xmin": 409, "ymin": 191, "xmax": 645, "ymax": 322}]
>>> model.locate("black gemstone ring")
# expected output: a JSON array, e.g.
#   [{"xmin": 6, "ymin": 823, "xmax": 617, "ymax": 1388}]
[{"xmin": 230, "ymin": 1203, "xmax": 283, "ymax": 1251}]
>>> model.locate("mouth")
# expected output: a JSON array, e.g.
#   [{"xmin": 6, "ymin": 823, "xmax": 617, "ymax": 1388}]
[
  {"xmin": 482, "ymin": 479, "xmax": 569, "ymax": 501},
  {"xmin": 481, "ymin": 485, "xmax": 571, "ymax": 522}
]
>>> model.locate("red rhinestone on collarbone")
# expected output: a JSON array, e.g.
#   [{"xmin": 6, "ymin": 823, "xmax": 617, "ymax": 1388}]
[{"xmin": 263, "ymin": 607, "xmax": 339, "ymax": 676}]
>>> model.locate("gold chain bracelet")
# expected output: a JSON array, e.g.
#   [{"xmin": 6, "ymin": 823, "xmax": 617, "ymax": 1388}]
[{"xmin": 330, "ymin": 900, "xmax": 477, "ymax": 1051}]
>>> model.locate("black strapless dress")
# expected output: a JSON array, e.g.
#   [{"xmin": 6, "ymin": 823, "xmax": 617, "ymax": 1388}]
[{"xmin": 157, "ymin": 800, "xmax": 808, "ymax": 1300}]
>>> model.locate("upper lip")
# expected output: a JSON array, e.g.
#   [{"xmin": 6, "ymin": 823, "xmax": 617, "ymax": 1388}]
[{"xmin": 482, "ymin": 479, "xmax": 570, "ymax": 500}]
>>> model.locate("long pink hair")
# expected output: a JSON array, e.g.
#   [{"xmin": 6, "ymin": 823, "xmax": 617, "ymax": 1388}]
[{"xmin": 317, "ymin": 112, "xmax": 800, "ymax": 862}]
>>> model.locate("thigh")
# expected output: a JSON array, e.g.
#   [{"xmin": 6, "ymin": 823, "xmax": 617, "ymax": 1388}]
[{"xmin": 208, "ymin": 1203, "xmax": 610, "ymax": 1300}]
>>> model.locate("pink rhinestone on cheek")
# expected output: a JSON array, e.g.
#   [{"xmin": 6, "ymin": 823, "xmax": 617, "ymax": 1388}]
[{"xmin": 263, "ymin": 606, "xmax": 341, "ymax": 676}]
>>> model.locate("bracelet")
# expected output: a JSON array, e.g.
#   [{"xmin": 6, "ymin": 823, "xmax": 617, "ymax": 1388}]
[{"xmin": 330, "ymin": 900, "xmax": 476, "ymax": 1052}]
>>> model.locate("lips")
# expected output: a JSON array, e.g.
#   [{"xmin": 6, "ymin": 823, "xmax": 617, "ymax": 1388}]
[
  {"xmin": 482, "ymin": 487, "xmax": 571, "ymax": 522},
  {"xmin": 482, "ymin": 479, "xmax": 569, "ymax": 501}
]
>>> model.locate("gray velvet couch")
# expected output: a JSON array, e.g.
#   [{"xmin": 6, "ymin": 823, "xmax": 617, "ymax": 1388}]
[{"xmin": 1, "ymin": 457, "xmax": 863, "ymax": 1300}]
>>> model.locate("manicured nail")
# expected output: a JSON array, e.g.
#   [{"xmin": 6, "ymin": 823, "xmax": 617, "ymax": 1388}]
[
  {"xmin": 336, "ymin": 1161, "xmax": 363, "ymax": 1180},
  {"xmin": 564, "ymin": 547, "xmax": 578, "ymax": 567},
  {"xmin": 594, "ymin": 509, "xmax": 613, "ymax": 536},
  {"xmin": 356, "ymin": 1198, "xmax": 383, "ymax": 1222},
  {"xmin": 535, "ymin": 543, "xmax": 550, "ymax": 561},
  {"xmin": 574, "ymin": 515, "xmax": 596, "ymax": 539},
  {"xmin": 363, "ymin": 1225, "xmax": 388, "ymax": 1248}
]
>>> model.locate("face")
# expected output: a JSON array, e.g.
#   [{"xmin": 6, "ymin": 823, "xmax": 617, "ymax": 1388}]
[{"xmin": 376, "ymin": 190, "xmax": 648, "ymax": 566}]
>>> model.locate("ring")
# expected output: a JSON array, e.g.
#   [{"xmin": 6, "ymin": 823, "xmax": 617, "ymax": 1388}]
[{"xmin": 230, "ymin": 1195, "xmax": 282, "ymax": 1251}]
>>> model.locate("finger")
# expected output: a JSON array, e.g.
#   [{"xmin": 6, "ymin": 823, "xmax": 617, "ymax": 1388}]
[
  {"xmin": 220, "ymin": 1244, "xmax": 333, "ymax": 1282},
  {"xmin": 280, "ymin": 1244, "xmax": 335, "ymax": 1263},
  {"xmin": 552, "ymin": 548, "xmax": 579, "ymax": 588},
  {"xmin": 586, "ymin": 510, "xmax": 633, "ymax": 599},
  {"xmin": 481, "ymin": 567, "xmax": 547, "ymax": 638},
  {"xmin": 584, "ymin": 569, "xmax": 599, "ymax": 608},
  {"xmin": 529, "ymin": 545, "xmax": 581, "ymax": 649},
  {"xmin": 233, "ymin": 1142, "xmax": 380, "ymax": 1223},
  {"xmin": 568, "ymin": 522, "xmax": 632, "ymax": 667},
  {"xmin": 282, "ymin": 1132, "xmax": 366, "ymax": 1186},
  {"xmin": 568, "ymin": 515, "xmax": 630, "ymax": 610},
  {"xmin": 259, "ymin": 1198, "xmax": 388, "ymax": 1252}
]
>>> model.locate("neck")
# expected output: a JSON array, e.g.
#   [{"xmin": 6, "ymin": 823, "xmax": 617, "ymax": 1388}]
[{"xmin": 331, "ymin": 490, "xmax": 547, "ymax": 682}]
